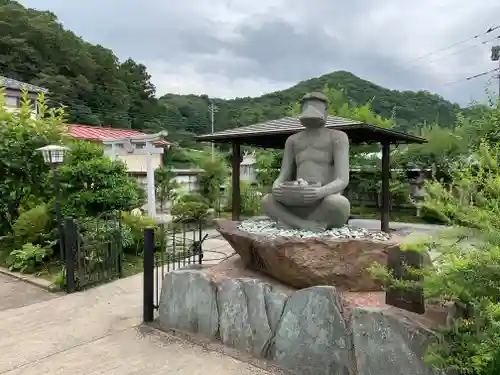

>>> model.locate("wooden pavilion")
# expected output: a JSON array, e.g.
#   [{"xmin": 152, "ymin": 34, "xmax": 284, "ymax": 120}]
[{"xmin": 195, "ymin": 115, "xmax": 426, "ymax": 232}]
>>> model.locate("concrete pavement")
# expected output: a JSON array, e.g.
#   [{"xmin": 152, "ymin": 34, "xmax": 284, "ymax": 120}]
[
  {"xmin": 0, "ymin": 235, "xmax": 274, "ymax": 375},
  {"xmin": 0, "ymin": 271, "xmax": 276, "ymax": 375},
  {"xmin": 0, "ymin": 274, "xmax": 56, "ymax": 311}
]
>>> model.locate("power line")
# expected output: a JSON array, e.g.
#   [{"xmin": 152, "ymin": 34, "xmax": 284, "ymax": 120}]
[
  {"xmin": 442, "ymin": 68, "xmax": 499, "ymax": 86},
  {"xmin": 402, "ymin": 25, "xmax": 500, "ymax": 65},
  {"xmin": 425, "ymin": 34, "xmax": 500, "ymax": 65}
]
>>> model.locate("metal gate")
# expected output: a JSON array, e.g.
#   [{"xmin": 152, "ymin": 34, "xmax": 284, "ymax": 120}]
[
  {"xmin": 63, "ymin": 212, "xmax": 123, "ymax": 292},
  {"xmin": 143, "ymin": 221, "xmax": 207, "ymax": 322}
]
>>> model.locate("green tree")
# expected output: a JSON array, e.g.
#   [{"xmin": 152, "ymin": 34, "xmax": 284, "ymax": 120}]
[
  {"xmin": 0, "ymin": 90, "xmax": 65, "ymax": 234},
  {"xmin": 190, "ymin": 149, "xmax": 228, "ymax": 211},
  {"xmin": 56, "ymin": 141, "xmax": 145, "ymax": 217},
  {"xmin": 154, "ymin": 166, "xmax": 179, "ymax": 212}
]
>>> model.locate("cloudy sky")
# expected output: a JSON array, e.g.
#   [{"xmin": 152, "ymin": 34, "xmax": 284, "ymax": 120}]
[{"xmin": 18, "ymin": 0, "xmax": 500, "ymax": 105}]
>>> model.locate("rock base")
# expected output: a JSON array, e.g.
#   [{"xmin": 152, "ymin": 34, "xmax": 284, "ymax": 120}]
[
  {"xmin": 216, "ymin": 219, "xmax": 406, "ymax": 291},
  {"xmin": 158, "ymin": 256, "xmax": 442, "ymax": 375}
]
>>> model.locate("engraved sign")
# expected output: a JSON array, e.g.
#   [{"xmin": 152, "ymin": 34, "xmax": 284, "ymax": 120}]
[{"xmin": 385, "ymin": 246, "xmax": 425, "ymax": 314}]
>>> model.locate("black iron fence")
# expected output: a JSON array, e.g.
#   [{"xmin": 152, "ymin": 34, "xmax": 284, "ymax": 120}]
[
  {"xmin": 143, "ymin": 220, "xmax": 207, "ymax": 322},
  {"xmin": 63, "ymin": 212, "xmax": 123, "ymax": 293}
]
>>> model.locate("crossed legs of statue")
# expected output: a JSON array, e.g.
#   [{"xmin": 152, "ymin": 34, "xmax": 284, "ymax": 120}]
[{"xmin": 261, "ymin": 193, "xmax": 351, "ymax": 231}]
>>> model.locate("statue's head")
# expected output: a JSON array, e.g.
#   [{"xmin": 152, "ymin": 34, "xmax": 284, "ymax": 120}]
[{"xmin": 299, "ymin": 92, "xmax": 328, "ymax": 129}]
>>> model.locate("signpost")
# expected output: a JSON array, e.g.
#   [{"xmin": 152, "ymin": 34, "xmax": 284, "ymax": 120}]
[{"xmin": 102, "ymin": 131, "xmax": 168, "ymax": 218}]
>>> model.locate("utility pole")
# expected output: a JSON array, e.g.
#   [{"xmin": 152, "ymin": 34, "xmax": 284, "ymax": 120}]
[
  {"xmin": 491, "ymin": 46, "xmax": 500, "ymax": 97},
  {"xmin": 208, "ymin": 99, "xmax": 218, "ymax": 161}
]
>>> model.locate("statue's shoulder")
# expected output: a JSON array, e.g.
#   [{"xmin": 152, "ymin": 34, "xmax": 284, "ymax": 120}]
[
  {"xmin": 326, "ymin": 128, "xmax": 349, "ymax": 144},
  {"xmin": 286, "ymin": 133, "xmax": 300, "ymax": 144}
]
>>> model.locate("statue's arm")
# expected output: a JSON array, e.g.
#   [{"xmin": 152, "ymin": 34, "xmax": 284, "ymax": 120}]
[
  {"xmin": 320, "ymin": 131, "xmax": 349, "ymax": 196},
  {"xmin": 273, "ymin": 137, "xmax": 295, "ymax": 187}
]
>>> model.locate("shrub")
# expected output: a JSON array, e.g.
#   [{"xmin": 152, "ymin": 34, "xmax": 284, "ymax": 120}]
[
  {"xmin": 121, "ymin": 212, "xmax": 157, "ymax": 254},
  {"xmin": 79, "ymin": 216, "xmax": 134, "ymax": 250},
  {"xmin": 0, "ymin": 90, "xmax": 65, "ymax": 235},
  {"xmin": 12, "ymin": 204, "xmax": 51, "ymax": 245},
  {"xmin": 57, "ymin": 141, "xmax": 146, "ymax": 217},
  {"xmin": 225, "ymin": 182, "xmax": 262, "ymax": 216},
  {"xmin": 371, "ymin": 142, "xmax": 500, "ymax": 375},
  {"xmin": 6, "ymin": 242, "xmax": 54, "ymax": 273},
  {"xmin": 171, "ymin": 194, "xmax": 210, "ymax": 223}
]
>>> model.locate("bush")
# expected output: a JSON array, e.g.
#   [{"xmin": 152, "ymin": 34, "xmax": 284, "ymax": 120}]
[
  {"xmin": 6, "ymin": 242, "xmax": 54, "ymax": 273},
  {"xmin": 171, "ymin": 194, "xmax": 210, "ymax": 223},
  {"xmin": 371, "ymin": 142, "xmax": 500, "ymax": 375},
  {"xmin": 225, "ymin": 182, "xmax": 262, "ymax": 216},
  {"xmin": 12, "ymin": 204, "xmax": 51, "ymax": 245},
  {"xmin": 79, "ymin": 216, "xmax": 134, "ymax": 250},
  {"xmin": 0, "ymin": 91, "xmax": 65, "ymax": 235},
  {"xmin": 121, "ymin": 212, "xmax": 157, "ymax": 254},
  {"xmin": 57, "ymin": 141, "xmax": 146, "ymax": 217}
]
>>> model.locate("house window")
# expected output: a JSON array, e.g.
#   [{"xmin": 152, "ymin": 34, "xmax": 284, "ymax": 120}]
[{"xmin": 5, "ymin": 96, "xmax": 19, "ymax": 107}]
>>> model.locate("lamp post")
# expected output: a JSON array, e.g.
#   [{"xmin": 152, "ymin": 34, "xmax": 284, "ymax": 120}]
[{"xmin": 37, "ymin": 145, "xmax": 69, "ymax": 262}]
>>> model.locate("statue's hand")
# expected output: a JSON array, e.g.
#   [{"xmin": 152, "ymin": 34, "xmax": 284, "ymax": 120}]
[
  {"xmin": 272, "ymin": 184, "xmax": 285, "ymax": 199},
  {"xmin": 302, "ymin": 187, "xmax": 323, "ymax": 204}
]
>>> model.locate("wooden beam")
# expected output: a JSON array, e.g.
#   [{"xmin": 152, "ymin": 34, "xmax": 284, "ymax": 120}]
[
  {"xmin": 231, "ymin": 141, "xmax": 241, "ymax": 221},
  {"xmin": 381, "ymin": 141, "xmax": 390, "ymax": 232}
]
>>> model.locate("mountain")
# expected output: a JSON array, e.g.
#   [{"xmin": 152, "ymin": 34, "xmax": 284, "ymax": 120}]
[
  {"xmin": 1, "ymin": 0, "xmax": 464, "ymax": 143},
  {"xmin": 159, "ymin": 71, "xmax": 465, "ymax": 135}
]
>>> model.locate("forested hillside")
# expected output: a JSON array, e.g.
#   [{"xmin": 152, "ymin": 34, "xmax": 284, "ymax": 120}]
[
  {"xmin": 1, "ymin": 0, "xmax": 466, "ymax": 144},
  {"xmin": 162, "ymin": 71, "xmax": 464, "ymax": 134}
]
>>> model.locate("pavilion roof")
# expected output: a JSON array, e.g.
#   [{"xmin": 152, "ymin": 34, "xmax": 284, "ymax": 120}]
[{"xmin": 195, "ymin": 115, "xmax": 426, "ymax": 147}]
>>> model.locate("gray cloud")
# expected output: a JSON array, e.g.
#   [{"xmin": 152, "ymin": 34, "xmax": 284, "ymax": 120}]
[{"xmin": 17, "ymin": 0, "xmax": 500, "ymax": 105}]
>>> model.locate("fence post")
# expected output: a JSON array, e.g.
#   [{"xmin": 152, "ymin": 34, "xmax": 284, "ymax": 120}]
[
  {"xmin": 64, "ymin": 217, "xmax": 77, "ymax": 293},
  {"xmin": 143, "ymin": 226, "xmax": 155, "ymax": 323},
  {"xmin": 198, "ymin": 220, "xmax": 203, "ymax": 264}
]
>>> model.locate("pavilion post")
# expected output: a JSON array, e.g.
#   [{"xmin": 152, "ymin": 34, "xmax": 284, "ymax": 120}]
[
  {"xmin": 231, "ymin": 141, "xmax": 241, "ymax": 221},
  {"xmin": 380, "ymin": 141, "xmax": 390, "ymax": 232}
]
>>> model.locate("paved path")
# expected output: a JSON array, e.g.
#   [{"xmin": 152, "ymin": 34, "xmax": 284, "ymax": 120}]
[
  {"xmin": 0, "ymin": 274, "xmax": 56, "ymax": 311},
  {"xmin": 0, "ymin": 272, "xmax": 275, "ymax": 375}
]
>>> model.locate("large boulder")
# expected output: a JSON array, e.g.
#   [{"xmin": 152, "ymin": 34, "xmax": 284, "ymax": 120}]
[
  {"xmin": 268, "ymin": 286, "xmax": 354, "ymax": 375},
  {"xmin": 216, "ymin": 219, "xmax": 402, "ymax": 291},
  {"xmin": 352, "ymin": 307, "xmax": 440, "ymax": 375},
  {"xmin": 158, "ymin": 269, "xmax": 219, "ymax": 339},
  {"xmin": 216, "ymin": 277, "xmax": 290, "ymax": 357}
]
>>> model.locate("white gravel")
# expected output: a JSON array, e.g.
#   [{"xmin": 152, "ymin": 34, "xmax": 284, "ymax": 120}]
[{"xmin": 238, "ymin": 219, "xmax": 391, "ymax": 241}]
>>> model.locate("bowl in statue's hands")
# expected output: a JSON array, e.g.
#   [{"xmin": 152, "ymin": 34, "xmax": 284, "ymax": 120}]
[{"xmin": 273, "ymin": 180, "xmax": 322, "ymax": 206}]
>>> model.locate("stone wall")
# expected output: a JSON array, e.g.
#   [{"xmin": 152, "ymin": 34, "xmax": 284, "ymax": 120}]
[{"xmin": 157, "ymin": 257, "xmax": 442, "ymax": 375}]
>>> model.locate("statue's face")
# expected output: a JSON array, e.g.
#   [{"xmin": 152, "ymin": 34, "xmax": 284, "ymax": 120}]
[{"xmin": 299, "ymin": 99, "xmax": 327, "ymax": 129}]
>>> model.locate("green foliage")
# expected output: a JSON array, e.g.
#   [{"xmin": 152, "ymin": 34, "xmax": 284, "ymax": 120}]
[
  {"xmin": 160, "ymin": 71, "xmax": 464, "ymax": 136},
  {"xmin": 12, "ymin": 204, "xmax": 51, "ymax": 245},
  {"xmin": 79, "ymin": 216, "xmax": 134, "ymax": 250},
  {"xmin": 371, "ymin": 142, "xmax": 500, "ymax": 374},
  {"xmin": 191, "ymin": 150, "xmax": 228, "ymax": 209},
  {"xmin": 255, "ymin": 150, "xmax": 281, "ymax": 188},
  {"xmin": 0, "ymin": 89, "xmax": 65, "ymax": 235},
  {"xmin": 0, "ymin": 1, "xmax": 165, "ymax": 130},
  {"xmin": 6, "ymin": 242, "xmax": 54, "ymax": 273},
  {"xmin": 154, "ymin": 166, "xmax": 179, "ymax": 211},
  {"xmin": 225, "ymin": 182, "xmax": 262, "ymax": 216},
  {"xmin": 57, "ymin": 141, "xmax": 146, "ymax": 217},
  {"xmin": 121, "ymin": 212, "xmax": 157, "ymax": 254},
  {"xmin": 171, "ymin": 194, "xmax": 210, "ymax": 223}
]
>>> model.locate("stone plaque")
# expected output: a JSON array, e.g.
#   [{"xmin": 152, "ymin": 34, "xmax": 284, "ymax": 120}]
[{"xmin": 385, "ymin": 246, "xmax": 425, "ymax": 314}]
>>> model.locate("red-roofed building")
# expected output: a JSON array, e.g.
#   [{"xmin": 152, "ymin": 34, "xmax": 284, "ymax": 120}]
[{"xmin": 66, "ymin": 124, "xmax": 169, "ymax": 176}]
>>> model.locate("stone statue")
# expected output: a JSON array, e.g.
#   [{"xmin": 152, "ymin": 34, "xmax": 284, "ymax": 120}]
[{"xmin": 261, "ymin": 92, "xmax": 351, "ymax": 231}]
